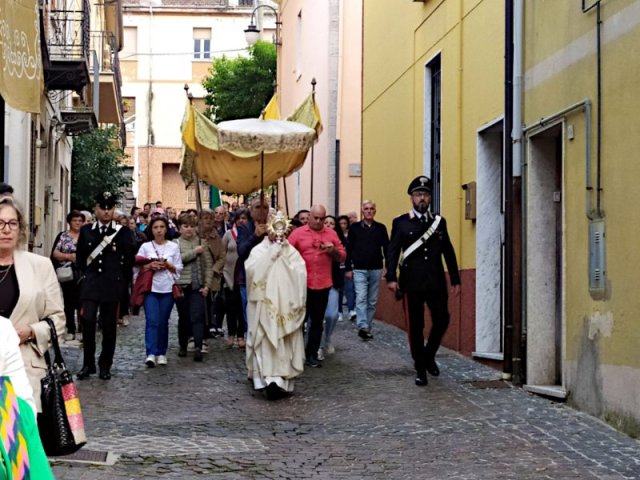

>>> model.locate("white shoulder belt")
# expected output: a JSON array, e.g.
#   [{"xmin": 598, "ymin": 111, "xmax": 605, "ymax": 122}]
[{"xmin": 399, "ymin": 215, "xmax": 441, "ymax": 266}]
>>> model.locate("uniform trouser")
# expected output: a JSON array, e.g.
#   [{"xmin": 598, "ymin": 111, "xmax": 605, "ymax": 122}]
[
  {"xmin": 176, "ymin": 285, "xmax": 206, "ymax": 351},
  {"xmin": 81, "ymin": 300, "xmax": 118, "ymax": 370},
  {"xmin": 403, "ymin": 289, "xmax": 450, "ymax": 373},
  {"xmin": 305, "ymin": 288, "xmax": 330, "ymax": 361}
]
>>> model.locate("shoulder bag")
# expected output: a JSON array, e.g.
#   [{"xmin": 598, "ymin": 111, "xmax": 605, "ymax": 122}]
[{"xmin": 37, "ymin": 318, "xmax": 87, "ymax": 456}]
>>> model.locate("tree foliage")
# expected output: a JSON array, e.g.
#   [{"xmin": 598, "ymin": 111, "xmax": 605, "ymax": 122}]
[
  {"xmin": 70, "ymin": 126, "xmax": 130, "ymax": 210},
  {"xmin": 202, "ymin": 41, "xmax": 277, "ymax": 122}
]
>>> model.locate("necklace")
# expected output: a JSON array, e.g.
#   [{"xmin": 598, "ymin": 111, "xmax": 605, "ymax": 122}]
[{"xmin": 0, "ymin": 264, "xmax": 13, "ymax": 284}]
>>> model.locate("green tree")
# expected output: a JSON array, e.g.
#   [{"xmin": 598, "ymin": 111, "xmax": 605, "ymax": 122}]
[
  {"xmin": 70, "ymin": 126, "xmax": 130, "ymax": 210},
  {"xmin": 202, "ymin": 41, "xmax": 277, "ymax": 122}
]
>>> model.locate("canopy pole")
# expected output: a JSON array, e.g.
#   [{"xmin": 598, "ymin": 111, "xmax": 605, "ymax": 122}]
[
  {"xmin": 310, "ymin": 78, "xmax": 317, "ymax": 206},
  {"xmin": 283, "ymin": 177, "xmax": 290, "ymax": 216},
  {"xmin": 260, "ymin": 151, "xmax": 265, "ymax": 209}
]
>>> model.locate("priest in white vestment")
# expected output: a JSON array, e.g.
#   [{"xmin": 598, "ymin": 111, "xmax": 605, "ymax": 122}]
[{"xmin": 245, "ymin": 212, "xmax": 307, "ymax": 398}]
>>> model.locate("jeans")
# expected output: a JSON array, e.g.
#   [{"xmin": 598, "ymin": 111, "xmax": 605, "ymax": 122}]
[
  {"xmin": 175, "ymin": 286, "xmax": 206, "ymax": 351},
  {"xmin": 144, "ymin": 292, "xmax": 174, "ymax": 356},
  {"xmin": 342, "ymin": 277, "xmax": 356, "ymax": 312},
  {"xmin": 354, "ymin": 269, "xmax": 382, "ymax": 331},
  {"xmin": 321, "ymin": 287, "xmax": 340, "ymax": 350}
]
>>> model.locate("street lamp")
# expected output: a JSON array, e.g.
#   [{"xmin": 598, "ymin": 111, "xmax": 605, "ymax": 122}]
[{"xmin": 244, "ymin": 4, "xmax": 281, "ymax": 46}]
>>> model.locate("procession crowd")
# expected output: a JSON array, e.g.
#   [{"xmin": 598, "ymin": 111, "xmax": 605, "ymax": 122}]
[{"xmin": 0, "ymin": 175, "xmax": 460, "ymax": 476}]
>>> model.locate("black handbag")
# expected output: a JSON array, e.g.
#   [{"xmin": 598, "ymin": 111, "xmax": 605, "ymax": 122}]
[{"xmin": 37, "ymin": 318, "xmax": 87, "ymax": 456}]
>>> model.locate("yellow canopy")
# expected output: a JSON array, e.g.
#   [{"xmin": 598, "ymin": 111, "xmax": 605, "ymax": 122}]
[{"xmin": 180, "ymin": 103, "xmax": 316, "ymax": 195}]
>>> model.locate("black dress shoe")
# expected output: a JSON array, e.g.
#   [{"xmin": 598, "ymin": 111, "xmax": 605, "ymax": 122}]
[
  {"xmin": 415, "ymin": 371, "xmax": 428, "ymax": 386},
  {"xmin": 99, "ymin": 369, "xmax": 111, "ymax": 380},
  {"xmin": 77, "ymin": 366, "xmax": 96, "ymax": 380},
  {"xmin": 426, "ymin": 360, "xmax": 440, "ymax": 377}
]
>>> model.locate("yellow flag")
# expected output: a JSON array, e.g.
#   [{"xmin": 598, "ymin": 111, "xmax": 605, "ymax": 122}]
[
  {"xmin": 286, "ymin": 94, "xmax": 323, "ymax": 136},
  {"xmin": 262, "ymin": 94, "xmax": 280, "ymax": 120}
]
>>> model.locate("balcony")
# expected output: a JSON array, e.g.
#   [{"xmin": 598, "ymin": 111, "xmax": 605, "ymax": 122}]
[
  {"xmin": 43, "ymin": 0, "xmax": 91, "ymax": 93},
  {"xmin": 60, "ymin": 91, "xmax": 97, "ymax": 135},
  {"xmin": 91, "ymin": 32, "xmax": 124, "ymax": 126}
]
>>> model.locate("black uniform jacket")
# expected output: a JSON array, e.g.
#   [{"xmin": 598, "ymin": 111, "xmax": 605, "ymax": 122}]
[
  {"xmin": 76, "ymin": 221, "xmax": 136, "ymax": 302},
  {"xmin": 385, "ymin": 211, "xmax": 460, "ymax": 293}
]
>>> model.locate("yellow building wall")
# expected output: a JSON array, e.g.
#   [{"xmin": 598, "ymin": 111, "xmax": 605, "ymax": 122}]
[
  {"xmin": 524, "ymin": 0, "xmax": 640, "ymax": 421},
  {"xmin": 364, "ymin": 0, "xmax": 504, "ymax": 270}
]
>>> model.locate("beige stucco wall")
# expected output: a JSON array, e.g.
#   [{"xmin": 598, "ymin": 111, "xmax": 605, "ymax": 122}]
[{"xmin": 277, "ymin": 0, "xmax": 361, "ymax": 217}]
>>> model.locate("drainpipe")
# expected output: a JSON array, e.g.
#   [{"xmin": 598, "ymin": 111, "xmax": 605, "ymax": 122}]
[
  {"xmin": 510, "ymin": 0, "xmax": 525, "ymax": 385},
  {"xmin": 503, "ymin": 0, "xmax": 514, "ymax": 379}
]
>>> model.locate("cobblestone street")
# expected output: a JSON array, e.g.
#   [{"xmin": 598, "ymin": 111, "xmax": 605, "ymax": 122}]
[{"xmin": 50, "ymin": 312, "xmax": 640, "ymax": 479}]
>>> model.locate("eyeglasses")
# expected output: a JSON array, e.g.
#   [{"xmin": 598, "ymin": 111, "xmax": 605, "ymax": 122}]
[
  {"xmin": 0, "ymin": 220, "xmax": 19, "ymax": 231},
  {"xmin": 411, "ymin": 191, "xmax": 431, "ymax": 198}
]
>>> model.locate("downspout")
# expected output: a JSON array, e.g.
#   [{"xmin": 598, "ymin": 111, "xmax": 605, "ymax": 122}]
[
  {"xmin": 581, "ymin": 0, "xmax": 603, "ymax": 219},
  {"xmin": 502, "ymin": 0, "xmax": 514, "ymax": 379},
  {"xmin": 146, "ymin": 4, "xmax": 154, "ymax": 202},
  {"xmin": 511, "ymin": 0, "xmax": 524, "ymax": 385}
]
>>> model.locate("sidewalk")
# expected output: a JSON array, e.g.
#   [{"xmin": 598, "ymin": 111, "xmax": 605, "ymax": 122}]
[{"xmin": 51, "ymin": 313, "xmax": 640, "ymax": 479}]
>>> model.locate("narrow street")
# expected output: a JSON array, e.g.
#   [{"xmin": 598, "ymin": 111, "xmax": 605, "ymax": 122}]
[{"xmin": 51, "ymin": 314, "xmax": 640, "ymax": 479}]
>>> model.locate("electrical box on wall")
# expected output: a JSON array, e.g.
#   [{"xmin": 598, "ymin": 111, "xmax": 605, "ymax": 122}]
[
  {"xmin": 589, "ymin": 219, "xmax": 606, "ymax": 296},
  {"xmin": 462, "ymin": 182, "xmax": 477, "ymax": 220}
]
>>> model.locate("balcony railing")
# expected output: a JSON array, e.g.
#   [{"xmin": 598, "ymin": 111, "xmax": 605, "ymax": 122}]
[
  {"xmin": 44, "ymin": 0, "xmax": 91, "ymax": 92},
  {"xmin": 91, "ymin": 31, "xmax": 124, "ymax": 130}
]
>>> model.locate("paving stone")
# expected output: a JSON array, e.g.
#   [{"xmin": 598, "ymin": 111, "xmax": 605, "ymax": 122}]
[{"xmin": 49, "ymin": 310, "xmax": 640, "ymax": 479}]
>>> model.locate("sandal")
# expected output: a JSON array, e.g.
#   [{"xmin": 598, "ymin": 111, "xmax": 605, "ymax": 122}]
[
  {"xmin": 237, "ymin": 337, "xmax": 246, "ymax": 349},
  {"xmin": 226, "ymin": 337, "xmax": 235, "ymax": 348}
]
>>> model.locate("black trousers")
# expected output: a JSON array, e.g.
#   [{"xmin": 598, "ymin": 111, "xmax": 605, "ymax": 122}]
[
  {"xmin": 305, "ymin": 288, "xmax": 330, "ymax": 360},
  {"xmin": 61, "ymin": 281, "xmax": 80, "ymax": 335},
  {"xmin": 224, "ymin": 287, "xmax": 244, "ymax": 338},
  {"xmin": 175, "ymin": 285, "xmax": 206, "ymax": 350},
  {"xmin": 81, "ymin": 300, "xmax": 118, "ymax": 370},
  {"xmin": 403, "ymin": 289, "xmax": 450, "ymax": 373}
]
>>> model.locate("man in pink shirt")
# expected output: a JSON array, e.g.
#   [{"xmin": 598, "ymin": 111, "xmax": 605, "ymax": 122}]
[{"xmin": 288, "ymin": 205, "xmax": 346, "ymax": 367}]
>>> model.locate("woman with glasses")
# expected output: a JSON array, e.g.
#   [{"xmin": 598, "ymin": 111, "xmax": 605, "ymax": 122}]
[{"xmin": 0, "ymin": 197, "xmax": 65, "ymax": 412}]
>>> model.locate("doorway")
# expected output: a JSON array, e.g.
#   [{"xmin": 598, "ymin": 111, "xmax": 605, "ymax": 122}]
[
  {"xmin": 475, "ymin": 119, "xmax": 505, "ymax": 359},
  {"xmin": 525, "ymin": 123, "xmax": 564, "ymax": 388}
]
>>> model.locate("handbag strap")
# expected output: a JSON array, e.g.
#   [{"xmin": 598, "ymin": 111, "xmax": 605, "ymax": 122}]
[{"xmin": 42, "ymin": 318, "xmax": 65, "ymax": 370}]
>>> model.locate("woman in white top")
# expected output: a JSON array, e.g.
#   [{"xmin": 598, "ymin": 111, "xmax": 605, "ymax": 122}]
[{"xmin": 136, "ymin": 216, "xmax": 183, "ymax": 367}]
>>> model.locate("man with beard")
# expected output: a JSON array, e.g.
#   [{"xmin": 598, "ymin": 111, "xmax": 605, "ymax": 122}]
[{"xmin": 385, "ymin": 176, "xmax": 460, "ymax": 387}]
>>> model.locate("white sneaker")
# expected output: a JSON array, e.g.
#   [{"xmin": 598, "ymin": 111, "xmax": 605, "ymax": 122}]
[
  {"xmin": 122, "ymin": 316, "xmax": 130, "ymax": 327},
  {"xmin": 349, "ymin": 310, "xmax": 357, "ymax": 321},
  {"xmin": 327, "ymin": 345, "xmax": 335, "ymax": 355},
  {"xmin": 201, "ymin": 341, "xmax": 209, "ymax": 353},
  {"xmin": 64, "ymin": 333, "xmax": 75, "ymax": 341},
  {"xmin": 337, "ymin": 313, "xmax": 343, "ymax": 322},
  {"xmin": 157, "ymin": 355, "xmax": 168, "ymax": 365},
  {"xmin": 145, "ymin": 355, "xmax": 156, "ymax": 367},
  {"xmin": 187, "ymin": 339, "xmax": 196, "ymax": 352},
  {"xmin": 317, "ymin": 348, "xmax": 325, "ymax": 361}
]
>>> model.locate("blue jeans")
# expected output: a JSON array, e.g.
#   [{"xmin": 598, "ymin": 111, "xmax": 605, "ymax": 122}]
[
  {"xmin": 144, "ymin": 292, "xmax": 174, "ymax": 356},
  {"xmin": 342, "ymin": 277, "xmax": 356, "ymax": 312},
  {"xmin": 321, "ymin": 287, "xmax": 340, "ymax": 350},
  {"xmin": 354, "ymin": 269, "xmax": 382, "ymax": 331}
]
